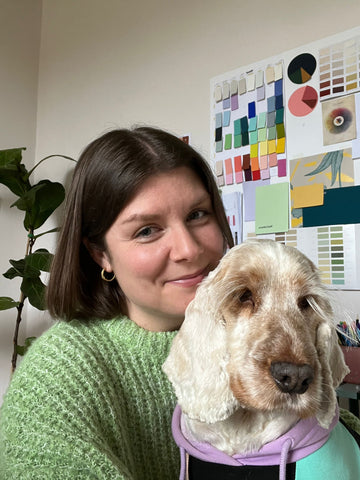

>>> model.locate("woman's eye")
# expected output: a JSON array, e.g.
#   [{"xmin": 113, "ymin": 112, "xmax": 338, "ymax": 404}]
[
  {"xmin": 135, "ymin": 226, "xmax": 156, "ymax": 238},
  {"xmin": 187, "ymin": 210, "xmax": 208, "ymax": 221}
]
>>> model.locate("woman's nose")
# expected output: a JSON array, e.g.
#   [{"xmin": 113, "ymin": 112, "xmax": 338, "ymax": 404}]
[{"xmin": 169, "ymin": 226, "xmax": 203, "ymax": 262}]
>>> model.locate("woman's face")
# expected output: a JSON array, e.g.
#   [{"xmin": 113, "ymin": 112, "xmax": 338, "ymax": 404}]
[{"xmin": 95, "ymin": 167, "xmax": 225, "ymax": 332}]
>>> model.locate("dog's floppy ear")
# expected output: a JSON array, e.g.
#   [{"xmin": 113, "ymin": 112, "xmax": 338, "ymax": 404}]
[
  {"xmin": 163, "ymin": 269, "xmax": 239, "ymax": 424},
  {"xmin": 316, "ymin": 322, "xmax": 349, "ymax": 428}
]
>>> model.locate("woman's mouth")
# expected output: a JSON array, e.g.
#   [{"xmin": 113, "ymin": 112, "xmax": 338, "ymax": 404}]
[{"xmin": 166, "ymin": 269, "xmax": 207, "ymax": 288}]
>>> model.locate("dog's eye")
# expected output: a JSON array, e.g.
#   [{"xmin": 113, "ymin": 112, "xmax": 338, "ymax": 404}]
[
  {"xmin": 298, "ymin": 296, "xmax": 311, "ymax": 311},
  {"xmin": 239, "ymin": 289, "xmax": 254, "ymax": 306}
]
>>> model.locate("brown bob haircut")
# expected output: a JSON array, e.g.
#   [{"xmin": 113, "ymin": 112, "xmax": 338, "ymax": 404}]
[{"xmin": 46, "ymin": 126, "xmax": 234, "ymax": 321}]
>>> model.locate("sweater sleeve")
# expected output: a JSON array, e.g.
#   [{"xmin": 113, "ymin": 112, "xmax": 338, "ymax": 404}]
[{"xmin": 0, "ymin": 319, "xmax": 179, "ymax": 480}]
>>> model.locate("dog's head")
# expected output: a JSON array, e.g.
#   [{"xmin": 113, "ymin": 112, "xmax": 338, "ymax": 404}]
[{"xmin": 163, "ymin": 239, "xmax": 349, "ymax": 429}]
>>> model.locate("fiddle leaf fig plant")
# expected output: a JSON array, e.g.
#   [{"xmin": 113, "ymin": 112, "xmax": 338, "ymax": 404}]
[{"xmin": 0, "ymin": 147, "xmax": 75, "ymax": 372}]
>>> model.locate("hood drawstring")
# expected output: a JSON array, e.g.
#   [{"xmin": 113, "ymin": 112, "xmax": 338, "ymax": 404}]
[{"xmin": 279, "ymin": 437, "xmax": 293, "ymax": 480}]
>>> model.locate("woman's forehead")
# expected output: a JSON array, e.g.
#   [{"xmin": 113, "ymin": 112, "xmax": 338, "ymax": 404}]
[{"xmin": 115, "ymin": 168, "xmax": 210, "ymax": 221}]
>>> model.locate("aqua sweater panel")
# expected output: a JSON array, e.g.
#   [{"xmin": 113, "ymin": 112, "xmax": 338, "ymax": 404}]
[
  {"xmin": 0, "ymin": 317, "xmax": 179, "ymax": 479},
  {"xmin": 295, "ymin": 421, "xmax": 360, "ymax": 479}
]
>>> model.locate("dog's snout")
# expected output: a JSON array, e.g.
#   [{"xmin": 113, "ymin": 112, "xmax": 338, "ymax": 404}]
[{"xmin": 270, "ymin": 362, "xmax": 314, "ymax": 394}]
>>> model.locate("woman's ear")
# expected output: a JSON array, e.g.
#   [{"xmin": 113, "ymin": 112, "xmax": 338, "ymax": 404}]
[{"xmin": 83, "ymin": 238, "xmax": 112, "ymax": 272}]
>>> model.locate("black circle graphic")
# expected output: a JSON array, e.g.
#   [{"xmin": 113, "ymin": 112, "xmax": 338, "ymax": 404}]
[{"xmin": 288, "ymin": 53, "xmax": 317, "ymax": 84}]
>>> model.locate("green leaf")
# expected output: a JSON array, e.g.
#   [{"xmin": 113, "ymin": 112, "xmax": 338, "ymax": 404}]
[
  {"xmin": 305, "ymin": 150, "xmax": 344, "ymax": 187},
  {"xmin": 0, "ymin": 148, "xmax": 31, "ymax": 197},
  {"xmin": 15, "ymin": 345, "xmax": 25, "ymax": 355},
  {"xmin": 16, "ymin": 336, "xmax": 37, "ymax": 356},
  {"xmin": 5, "ymin": 258, "xmax": 26, "ymax": 278},
  {"xmin": 305, "ymin": 151, "xmax": 333, "ymax": 177},
  {"xmin": 0, "ymin": 296, "xmax": 20, "ymax": 310},
  {"xmin": 24, "ymin": 249, "xmax": 53, "ymax": 275},
  {"xmin": 3, "ymin": 266, "xmax": 21, "ymax": 280},
  {"xmin": 4, "ymin": 251, "xmax": 52, "ymax": 282},
  {"xmin": 21, "ymin": 276, "xmax": 46, "ymax": 310},
  {"xmin": 330, "ymin": 150, "xmax": 343, "ymax": 187},
  {"xmin": 12, "ymin": 180, "xmax": 65, "ymax": 230}
]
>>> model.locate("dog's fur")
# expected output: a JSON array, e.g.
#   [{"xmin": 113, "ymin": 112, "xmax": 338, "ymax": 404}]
[{"xmin": 163, "ymin": 239, "xmax": 349, "ymax": 455}]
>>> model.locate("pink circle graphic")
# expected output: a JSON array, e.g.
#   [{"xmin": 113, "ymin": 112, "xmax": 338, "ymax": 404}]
[{"xmin": 288, "ymin": 86, "xmax": 318, "ymax": 117}]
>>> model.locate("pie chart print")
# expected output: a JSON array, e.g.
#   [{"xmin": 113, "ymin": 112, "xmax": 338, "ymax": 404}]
[
  {"xmin": 288, "ymin": 86, "xmax": 318, "ymax": 117},
  {"xmin": 287, "ymin": 53, "xmax": 317, "ymax": 84}
]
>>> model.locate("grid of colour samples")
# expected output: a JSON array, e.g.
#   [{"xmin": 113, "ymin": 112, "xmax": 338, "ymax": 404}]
[
  {"xmin": 317, "ymin": 226, "xmax": 345, "ymax": 285},
  {"xmin": 212, "ymin": 62, "xmax": 286, "ymax": 187},
  {"xmin": 319, "ymin": 35, "xmax": 360, "ymax": 100},
  {"xmin": 274, "ymin": 230, "xmax": 297, "ymax": 248},
  {"xmin": 246, "ymin": 226, "xmax": 353, "ymax": 287},
  {"xmin": 247, "ymin": 229, "xmax": 298, "ymax": 248}
]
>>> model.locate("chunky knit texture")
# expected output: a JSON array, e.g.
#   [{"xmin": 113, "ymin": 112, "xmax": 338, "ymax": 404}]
[{"xmin": 0, "ymin": 316, "xmax": 179, "ymax": 479}]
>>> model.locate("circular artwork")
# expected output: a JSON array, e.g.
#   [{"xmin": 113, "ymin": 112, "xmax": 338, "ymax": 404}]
[
  {"xmin": 288, "ymin": 86, "xmax": 318, "ymax": 117},
  {"xmin": 288, "ymin": 53, "xmax": 317, "ymax": 84},
  {"xmin": 325, "ymin": 108, "xmax": 353, "ymax": 134}
]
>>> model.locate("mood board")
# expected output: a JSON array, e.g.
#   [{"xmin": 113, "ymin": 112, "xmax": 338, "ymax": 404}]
[{"xmin": 210, "ymin": 27, "xmax": 360, "ymax": 290}]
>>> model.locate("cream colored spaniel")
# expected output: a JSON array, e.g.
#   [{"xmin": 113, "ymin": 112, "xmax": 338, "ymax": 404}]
[{"xmin": 164, "ymin": 239, "xmax": 359, "ymax": 480}]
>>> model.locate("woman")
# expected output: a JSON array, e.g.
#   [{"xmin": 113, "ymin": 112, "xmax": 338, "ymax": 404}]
[{"xmin": 0, "ymin": 127, "xmax": 234, "ymax": 479}]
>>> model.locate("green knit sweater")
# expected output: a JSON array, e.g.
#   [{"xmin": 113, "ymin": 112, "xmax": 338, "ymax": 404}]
[{"xmin": 0, "ymin": 316, "xmax": 179, "ymax": 479}]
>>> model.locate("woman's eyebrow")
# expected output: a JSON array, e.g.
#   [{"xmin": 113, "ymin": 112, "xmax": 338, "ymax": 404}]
[
  {"xmin": 122, "ymin": 193, "xmax": 211, "ymax": 225},
  {"xmin": 121, "ymin": 213, "xmax": 161, "ymax": 225}
]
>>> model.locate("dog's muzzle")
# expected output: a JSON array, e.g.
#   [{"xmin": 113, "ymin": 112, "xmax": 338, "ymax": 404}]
[{"xmin": 270, "ymin": 362, "xmax": 314, "ymax": 394}]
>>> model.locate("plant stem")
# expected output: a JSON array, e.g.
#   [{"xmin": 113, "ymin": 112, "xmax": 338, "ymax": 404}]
[
  {"xmin": 11, "ymin": 295, "xmax": 25, "ymax": 374},
  {"xmin": 11, "ymin": 229, "xmax": 35, "ymax": 374},
  {"xmin": 26, "ymin": 154, "xmax": 76, "ymax": 179}
]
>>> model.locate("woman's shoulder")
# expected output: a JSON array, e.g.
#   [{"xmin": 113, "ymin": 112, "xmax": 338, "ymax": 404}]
[
  {"xmin": 0, "ymin": 316, "xmax": 179, "ymax": 479},
  {"xmin": 17, "ymin": 317, "xmax": 121, "ymax": 366},
  {"xmin": 22, "ymin": 315, "xmax": 140, "ymax": 355},
  {"xmin": 28, "ymin": 315, "xmax": 177, "ymax": 361},
  {"xmin": 1, "ymin": 317, "xmax": 125, "ymax": 404},
  {"xmin": 0, "ymin": 315, "xmax": 171, "ymax": 431},
  {"xmin": 3, "ymin": 315, "xmax": 177, "ymax": 400}
]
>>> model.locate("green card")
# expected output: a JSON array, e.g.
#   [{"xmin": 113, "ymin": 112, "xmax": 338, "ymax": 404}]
[
  {"xmin": 255, "ymin": 182, "xmax": 289, "ymax": 234},
  {"xmin": 234, "ymin": 118, "xmax": 241, "ymax": 136},
  {"xmin": 234, "ymin": 134, "xmax": 242, "ymax": 148},
  {"xmin": 224, "ymin": 134, "xmax": 232, "ymax": 150}
]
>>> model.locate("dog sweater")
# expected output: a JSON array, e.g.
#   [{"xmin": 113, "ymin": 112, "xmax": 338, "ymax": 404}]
[
  {"xmin": 0, "ymin": 316, "xmax": 180, "ymax": 479},
  {"xmin": 172, "ymin": 405, "xmax": 360, "ymax": 480}
]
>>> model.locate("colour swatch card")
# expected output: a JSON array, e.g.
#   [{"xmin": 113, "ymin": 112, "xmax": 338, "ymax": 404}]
[
  {"xmin": 246, "ymin": 224, "xmax": 360, "ymax": 289},
  {"xmin": 211, "ymin": 27, "xmax": 360, "ymax": 289},
  {"xmin": 318, "ymin": 37, "xmax": 360, "ymax": 101},
  {"xmin": 255, "ymin": 182, "xmax": 289, "ymax": 235},
  {"xmin": 243, "ymin": 214, "xmax": 360, "ymax": 290}
]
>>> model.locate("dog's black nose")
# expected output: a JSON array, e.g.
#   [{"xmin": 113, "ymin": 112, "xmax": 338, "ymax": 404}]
[{"xmin": 270, "ymin": 362, "xmax": 314, "ymax": 394}]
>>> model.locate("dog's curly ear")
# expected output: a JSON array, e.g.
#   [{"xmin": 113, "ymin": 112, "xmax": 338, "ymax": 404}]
[
  {"xmin": 316, "ymin": 322, "xmax": 349, "ymax": 428},
  {"xmin": 163, "ymin": 271, "xmax": 239, "ymax": 424}
]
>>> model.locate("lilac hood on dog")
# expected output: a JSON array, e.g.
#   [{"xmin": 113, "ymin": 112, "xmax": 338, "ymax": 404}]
[{"xmin": 172, "ymin": 405, "xmax": 360, "ymax": 480}]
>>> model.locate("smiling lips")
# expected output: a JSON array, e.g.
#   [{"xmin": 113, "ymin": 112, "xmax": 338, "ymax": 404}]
[{"xmin": 167, "ymin": 269, "xmax": 207, "ymax": 288}]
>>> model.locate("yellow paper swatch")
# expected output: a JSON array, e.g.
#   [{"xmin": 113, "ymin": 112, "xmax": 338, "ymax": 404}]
[
  {"xmin": 250, "ymin": 143, "xmax": 258, "ymax": 158},
  {"xmin": 259, "ymin": 141, "xmax": 268, "ymax": 156},
  {"xmin": 276, "ymin": 137, "xmax": 286, "ymax": 154},
  {"xmin": 268, "ymin": 139, "xmax": 276, "ymax": 154},
  {"xmin": 292, "ymin": 183, "xmax": 324, "ymax": 208}
]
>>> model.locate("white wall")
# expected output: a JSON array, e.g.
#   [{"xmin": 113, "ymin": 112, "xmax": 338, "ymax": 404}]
[
  {"xmin": 0, "ymin": 1, "xmax": 42, "ymax": 400},
  {"xmin": 1, "ymin": 0, "xmax": 360, "ymax": 400}
]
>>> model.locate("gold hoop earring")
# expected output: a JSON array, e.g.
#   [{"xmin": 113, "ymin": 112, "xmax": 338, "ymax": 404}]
[{"xmin": 101, "ymin": 269, "xmax": 116, "ymax": 282}]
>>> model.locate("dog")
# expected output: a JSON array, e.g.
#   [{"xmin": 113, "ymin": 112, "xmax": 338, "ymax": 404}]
[{"xmin": 163, "ymin": 239, "xmax": 360, "ymax": 480}]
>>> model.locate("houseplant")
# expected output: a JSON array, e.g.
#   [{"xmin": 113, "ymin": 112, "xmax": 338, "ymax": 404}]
[{"xmin": 0, "ymin": 147, "xmax": 75, "ymax": 372}]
